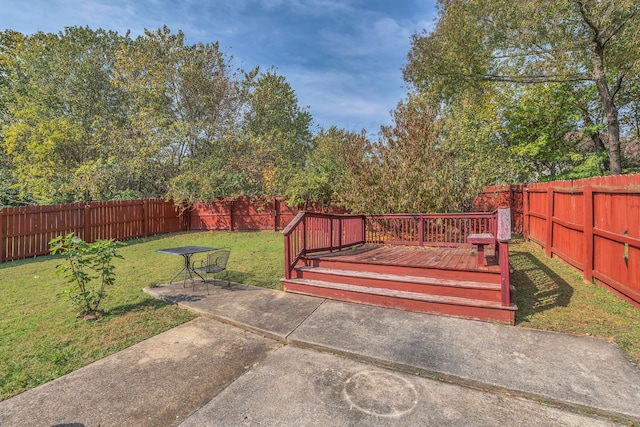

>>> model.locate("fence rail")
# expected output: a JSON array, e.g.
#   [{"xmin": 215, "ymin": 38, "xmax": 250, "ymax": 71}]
[{"xmin": 0, "ymin": 199, "xmax": 184, "ymax": 262}]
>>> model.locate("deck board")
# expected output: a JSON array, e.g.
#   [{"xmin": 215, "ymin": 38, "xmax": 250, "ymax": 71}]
[{"xmin": 309, "ymin": 245, "xmax": 500, "ymax": 273}]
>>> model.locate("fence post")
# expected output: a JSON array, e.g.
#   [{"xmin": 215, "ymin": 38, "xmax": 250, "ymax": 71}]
[
  {"xmin": 545, "ymin": 186, "xmax": 554, "ymax": 257},
  {"xmin": 0, "ymin": 209, "xmax": 4, "ymax": 263},
  {"xmin": 84, "ymin": 203, "xmax": 91, "ymax": 242},
  {"xmin": 418, "ymin": 216, "xmax": 424, "ymax": 246},
  {"xmin": 583, "ymin": 186, "xmax": 594, "ymax": 283},
  {"xmin": 273, "ymin": 196, "xmax": 279, "ymax": 232},
  {"xmin": 142, "ymin": 199, "xmax": 149, "ymax": 237},
  {"xmin": 229, "ymin": 200, "xmax": 234, "ymax": 231},
  {"xmin": 523, "ymin": 186, "xmax": 530, "ymax": 240}
]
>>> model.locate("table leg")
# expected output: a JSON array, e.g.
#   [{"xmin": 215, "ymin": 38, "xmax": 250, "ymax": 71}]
[
  {"xmin": 168, "ymin": 253, "xmax": 206, "ymax": 287},
  {"xmin": 169, "ymin": 265, "xmax": 187, "ymax": 285}
]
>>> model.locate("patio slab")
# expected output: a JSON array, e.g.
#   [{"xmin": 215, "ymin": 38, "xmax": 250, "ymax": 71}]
[
  {"xmin": 180, "ymin": 345, "xmax": 620, "ymax": 427},
  {"xmin": 144, "ymin": 281, "xmax": 324, "ymax": 341},
  {"xmin": 288, "ymin": 300, "xmax": 640, "ymax": 422},
  {"xmin": 0, "ymin": 317, "xmax": 280, "ymax": 427}
]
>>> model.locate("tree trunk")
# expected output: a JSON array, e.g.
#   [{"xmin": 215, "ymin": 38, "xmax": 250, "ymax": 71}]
[{"xmin": 592, "ymin": 43, "xmax": 622, "ymax": 175}]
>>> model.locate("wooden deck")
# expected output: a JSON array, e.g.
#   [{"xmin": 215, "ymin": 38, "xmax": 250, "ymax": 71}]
[
  {"xmin": 307, "ymin": 245, "xmax": 499, "ymax": 271},
  {"xmin": 282, "ymin": 244, "xmax": 516, "ymax": 324}
]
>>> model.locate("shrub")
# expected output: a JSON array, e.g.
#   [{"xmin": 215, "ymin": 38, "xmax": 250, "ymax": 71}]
[{"xmin": 50, "ymin": 233, "xmax": 124, "ymax": 319}]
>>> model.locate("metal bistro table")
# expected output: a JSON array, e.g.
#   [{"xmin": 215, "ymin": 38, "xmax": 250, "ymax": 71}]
[{"xmin": 156, "ymin": 246, "xmax": 217, "ymax": 286}]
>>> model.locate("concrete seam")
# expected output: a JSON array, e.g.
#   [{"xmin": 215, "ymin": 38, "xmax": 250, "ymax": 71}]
[{"xmin": 284, "ymin": 298, "xmax": 328, "ymax": 342}]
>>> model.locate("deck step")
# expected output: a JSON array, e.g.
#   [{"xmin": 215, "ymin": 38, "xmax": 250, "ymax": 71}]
[
  {"xmin": 306, "ymin": 257, "xmax": 501, "ymax": 283},
  {"xmin": 294, "ymin": 266, "xmax": 504, "ymax": 302},
  {"xmin": 282, "ymin": 278, "xmax": 517, "ymax": 324},
  {"xmin": 295, "ymin": 266, "xmax": 500, "ymax": 290}
]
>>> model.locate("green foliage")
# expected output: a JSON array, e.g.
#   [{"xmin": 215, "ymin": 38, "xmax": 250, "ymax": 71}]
[
  {"xmin": 405, "ymin": 0, "xmax": 640, "ymax": 178},
  {"xmin": 285, "ymin": 126, "xmax": 372, "ymax": 210},
  {"xmin": 1, "ymin": 27, "xmax": 315, "ymax": 207},
  {"xmin": 50, "ymin": 233, "xmax": 124, "ymax": 317},
  {"xmin": 373, "ymin": 94, "xmax": 511, "ymax": 213},
  {"xmin": 245, "ymin": 69, "xmax": 314, "ymax": 195}
]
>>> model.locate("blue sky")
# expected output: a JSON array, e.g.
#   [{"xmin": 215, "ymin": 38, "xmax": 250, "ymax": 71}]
[{"xmin": 1, "ymin": 0, "xmax": 438, "ymax": 134}]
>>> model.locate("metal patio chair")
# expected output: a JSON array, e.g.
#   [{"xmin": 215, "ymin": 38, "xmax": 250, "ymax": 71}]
[{"xmin": 192, "ymin": 247, "xmax": 231, "ymax": 293}]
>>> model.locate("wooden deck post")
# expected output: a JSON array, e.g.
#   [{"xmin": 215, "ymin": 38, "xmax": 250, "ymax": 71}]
[
  {"xmin": 284, "ymin": 233, "xmax": 292, "ymax": 280},
  {"xmin": 499, "ymin": 240, "xmax": 510, "ymax": 306},
  {"xmin": 497, "ymin": 207, "xmax": 511, "ymax": 241},
  {"xmin": 497, "ymin": 207, "xmax": 511, "ymax": 306}
]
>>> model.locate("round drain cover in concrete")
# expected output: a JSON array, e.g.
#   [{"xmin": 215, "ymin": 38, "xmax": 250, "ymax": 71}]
[{"xmin": 343, "ymin": 370, "xmax": 418, "ymax": 417}]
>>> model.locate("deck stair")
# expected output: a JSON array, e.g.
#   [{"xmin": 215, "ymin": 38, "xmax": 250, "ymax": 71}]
[{"xmin": 281, "ymin": 248, "xmax": 517, "ymax": 325}]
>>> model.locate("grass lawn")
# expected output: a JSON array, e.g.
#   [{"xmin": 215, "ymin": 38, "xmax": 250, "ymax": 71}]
[
  {"xmin": 0, "ymin": 230, "xmax": 284, "ymax": 400},
  {"xmin": 510, "ymin": 236, "xmax": 640, "ymax": 365},
  {"xmin": 2, "ymin": 230, "xmax": 640, "ymax": 402}
]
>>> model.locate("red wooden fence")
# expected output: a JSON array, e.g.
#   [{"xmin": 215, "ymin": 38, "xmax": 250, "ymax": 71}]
[
  {"xmin": 0, "ymin": 196, "xmax": 344, "ymax": 263},
  {"xmin": 189, "ymin": 197, "xmax": 347, "ymax": 232},
  {"xmin": 0, "ymin": 199, "xmax": 185, "ymax": 262},
  {"xmin": 477, "ymin": 174, "xmax": 640, "ymax": 309}
]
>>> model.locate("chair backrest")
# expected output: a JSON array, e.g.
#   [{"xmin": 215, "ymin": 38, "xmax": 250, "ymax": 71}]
[{"xmin": 206, "ymin": 248, "xmax": 230, "ymax": 271}]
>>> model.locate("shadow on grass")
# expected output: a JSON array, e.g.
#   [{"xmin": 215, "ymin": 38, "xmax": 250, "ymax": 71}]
[
  {"xmin": 510, "ymin": 249, "xmax": 574, "ymax": 325},
  {"xmin": 106, "ymin": 298, "xmax": 170, "ymax": 317}
]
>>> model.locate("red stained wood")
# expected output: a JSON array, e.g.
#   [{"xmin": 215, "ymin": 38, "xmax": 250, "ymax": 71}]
[
  {"xmin": 282, "ymin": 279, "xmax": 516, "ymax": 324},
  {"xmin": 479, "ymin": 174, "xmax": 640, "ymax": 310},
  {"xmin": 0, "ymin": 199, "xmax": 183, "ymax": 262}
]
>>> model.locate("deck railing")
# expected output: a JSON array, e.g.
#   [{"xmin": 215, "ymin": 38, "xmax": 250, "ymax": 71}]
[
  {"xmin": 365, "ymin": 213, "xmax": 496, "ymax": 246},
  {"xmin": 283, "ymin": 210, "xmax": 511, "ymax": 306},
  {"xmin": 282, "ymin": 212, "xmax": 366, "ymax": 279}
]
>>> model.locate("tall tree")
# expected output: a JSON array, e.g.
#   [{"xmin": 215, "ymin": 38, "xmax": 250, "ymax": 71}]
[
  {"xmin": 1, "ymin": 27, "xmax": 126, "ymax": 203},
  {"xmin": 244, "ymin": 70, "xmax": 313, "ymax": 195},
  {"xmin": 115, "ymin": 26, "xmax": 245, "ymax": 199},
  {"xmin": 405, "ymin": 0, "xmax": 640, "ymax": 175},
  {"xmin": 285, "ymin": 126, "xmax": 376, "ymax": 211}
]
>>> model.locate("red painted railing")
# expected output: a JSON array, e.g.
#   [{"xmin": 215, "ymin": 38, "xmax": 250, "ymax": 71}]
[
  {"xmin": 365, "ymin": 213, "xmax": 496, "ymax": 246},
  {"xmin": 283, "ymin": 210, "xmax": 511, "ymax": 306},
  {"xmin": 282, "ymin": 212, "xmax": 366, "ymax": 279}
]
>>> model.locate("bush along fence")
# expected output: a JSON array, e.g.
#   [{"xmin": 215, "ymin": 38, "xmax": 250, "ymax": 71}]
[
  {"xmin": 0, "ymin": 196, "xmax": 345, "ymax": 263},
  {"xmin": 476, "ymin": 174, "xmax": 640, "ymax": 310}
]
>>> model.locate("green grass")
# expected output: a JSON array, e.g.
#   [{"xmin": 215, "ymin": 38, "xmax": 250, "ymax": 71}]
[
  {"xmin": 0, "ymin": 230, "xmax": 284, "ymax": 400},
  {"xmin": 510, "ymin": 236, "xmax": 640, "ymax": 365}
]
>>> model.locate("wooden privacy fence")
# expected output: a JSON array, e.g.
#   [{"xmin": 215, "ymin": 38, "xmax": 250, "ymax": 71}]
[
  {"xmin": 0, "ymin": 196, "xmax": 345, "ymax": 263},
  {"xmin": 189, "ymin": 197, "xmax": 347, "ymax": 232},
  {"xmin": 0, "ymin": 199, "xmax": 185, "ymax": 262},
  {"xmin": 478, "ymin": 174, "xmax": 640, "ymax": 309}
]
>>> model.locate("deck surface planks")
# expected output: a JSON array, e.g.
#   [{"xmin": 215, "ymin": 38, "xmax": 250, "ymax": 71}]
[{"xmin": 311, "ymin": 245, "xmax": 500, "ymax": 273}]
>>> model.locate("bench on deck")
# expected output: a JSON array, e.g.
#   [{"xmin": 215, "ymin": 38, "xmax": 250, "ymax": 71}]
[{"xmin": 467, "ymin": 233, "xmax": 495, "ymax": 267}]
